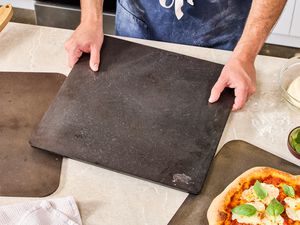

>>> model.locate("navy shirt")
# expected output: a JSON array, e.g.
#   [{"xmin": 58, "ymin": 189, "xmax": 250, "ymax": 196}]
[{"xmin": 115, "ymin": 0, "xmax": 252, "ymax": 50}]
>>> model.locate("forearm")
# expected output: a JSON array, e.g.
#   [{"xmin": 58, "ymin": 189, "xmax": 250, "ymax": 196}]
[
  {"xmin": 80, "ymin": 0, "xmax": 103, "ymax": 27},
  {"xmin": 233, "ymin": 0, "xmax": 287, "ymax": 63}
]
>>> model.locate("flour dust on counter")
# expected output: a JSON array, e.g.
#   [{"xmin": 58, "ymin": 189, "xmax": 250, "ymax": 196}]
[{"xmin": 248, "ymin": 90, "xmax": 292, "ymax": 142}]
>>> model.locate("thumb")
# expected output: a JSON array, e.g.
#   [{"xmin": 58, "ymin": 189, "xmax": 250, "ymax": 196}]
[
  {"xmin": 89, "ymin": 44, "xmax": 101, "ymax": 72},
  {"xmin": 209, "ymin": 78, "xmax": 226, "ymax": 103}
]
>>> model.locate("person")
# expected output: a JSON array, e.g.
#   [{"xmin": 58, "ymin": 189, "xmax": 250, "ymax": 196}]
[{"xmin": 65, "ymin": 0, "xmax": 287, "ymax": 110}]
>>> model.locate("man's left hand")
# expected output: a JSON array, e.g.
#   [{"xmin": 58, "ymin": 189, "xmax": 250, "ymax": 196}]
[{"xmin": 208, "ymin": 56, "xmax": 256, "ymax": 111}]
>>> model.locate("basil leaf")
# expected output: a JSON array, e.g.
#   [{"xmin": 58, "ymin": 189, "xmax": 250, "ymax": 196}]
[
  {"xmin": 232, "ymin": 204, "xmax": 257, "ymax": 216},
  {"xmin": 283, "ymin": 184, "xmax": 295, "ymax": 197},
  {"xmin": 254, "ymin": 180, "xmax": 268, "ymax": 200},
  {"xmin": 291, "ymin": 139, "xmax": 297, "ymax": 148},
  {"xmin": 266, "ymin": 198, "xmax": 284, "ymax": 216},
  {"xmin": 295, "ymin": 130, "xmax": 300, "ymax": 144},
  {"xmin": 291, "ymin": 139, "xmax": 300, "ymax": 153},
  {"xmin": 295, "ymin": 143, "xmax": 300, "ymax": 153}
]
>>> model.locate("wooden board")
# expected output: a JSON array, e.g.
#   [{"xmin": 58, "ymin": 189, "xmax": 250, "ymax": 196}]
[
  {"xmin": 0, "ymin": 4, "xmax": 13, "ymax": 32},
  {"xmin": 0, "ymin": 72, "xmax": 65, "ymax": 197},
  {"xmin": 169, "ymin": 140, "xmax": 300, "ymax": 224}
]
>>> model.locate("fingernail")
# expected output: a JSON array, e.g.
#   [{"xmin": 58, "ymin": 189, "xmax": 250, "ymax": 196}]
[
  {"xmin": 91, "ymin": 63, "xmax": 99, "ymax": 72},
  {"xmin": 208, "ymin": 96, "xmax": 214, "ymax": 103},
  {"xmin": 232, "ymin": 106, "xmax": 239, "ymax": 111}
]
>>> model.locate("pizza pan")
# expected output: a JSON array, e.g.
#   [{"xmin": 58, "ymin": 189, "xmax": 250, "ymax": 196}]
[
  {"xmin": 169, "ymin": 140, "xmax": 300, "ymax": 225},
  {"xmin": 0, "ymin": 72, "xmax": 65, "ymax": 197}
]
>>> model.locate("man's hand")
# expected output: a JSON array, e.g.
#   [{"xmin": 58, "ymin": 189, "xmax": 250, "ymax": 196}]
[
  {"xmin": 65, "ymin": 21, "xmax": 103, "ymax": 71},
  {"xmin": 208, "ymin": 0, "xmax": 286, "ymax": 110},
  {"xmin": 209, "ymin": 57, "xmax": 256, "ymax": 111},
  {"xmin": 65, "ymin": 0, "xmax": 103, "ymax": 71}
]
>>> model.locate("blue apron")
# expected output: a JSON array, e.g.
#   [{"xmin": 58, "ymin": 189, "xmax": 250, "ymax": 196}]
[{"xmin": 115, "ymin": 0, "xmax": 252, "ymax": 50}]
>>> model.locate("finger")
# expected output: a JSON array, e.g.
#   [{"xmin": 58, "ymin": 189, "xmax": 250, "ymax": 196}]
[
  {"xmin": 90, "ymin": 44, "xmax": 100, "ymax": 72},
  {"xmin": 68, "ymin": 46, "xmax": 82, "ymax": 68},
  {"xmin": 64, "ymin": 40, "xmax": 71, "ymax": 51},
  {"xmin": 209, "ymin": 78, "xmax": 227, "ymax": 103},
  {"xmin": 232, "ymin": 86, "xmax": 248, "ymax": 111},
  {"xmin": 249, "ymin": 85, "xmax": 256, "ymax": 95}
]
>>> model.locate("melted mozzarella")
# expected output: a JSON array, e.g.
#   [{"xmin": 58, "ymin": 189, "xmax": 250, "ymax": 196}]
[
  {"xmin": 247, "ymin": 202, "xmax": 265, "ymax": 212},
  {"xmin": 261, "ymin": 214, "xmax": 284, "ymax": 225},
  {"xmin": 232, "ymin": 213, "xmax": 261, "ymax": 224},
  {"xmin": 242, "ymin": 183, "xmax": 279, "ymax": 205},
  {"xmin": 232, "ymin": 202, "xmax": 265, "ymax": 224},
  {"xmin": 284, "ymin": 197, "xmax": 300, "ymax": 221}
]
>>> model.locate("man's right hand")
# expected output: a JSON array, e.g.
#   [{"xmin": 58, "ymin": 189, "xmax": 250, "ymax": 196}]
[{"xmin": 65, "ymin": 21, "xmax": 104, "ymax": 72}]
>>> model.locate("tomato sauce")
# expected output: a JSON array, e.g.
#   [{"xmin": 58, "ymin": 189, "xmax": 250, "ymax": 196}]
[{"xmin": 262, "ymin": 176, "xmax": 284, "ymax": 186}]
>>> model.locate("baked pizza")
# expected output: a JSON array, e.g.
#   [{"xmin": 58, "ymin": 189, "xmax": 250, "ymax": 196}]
[{"xmin": 207, "ymin": 167, "xmax": 300, "ymax": 225}]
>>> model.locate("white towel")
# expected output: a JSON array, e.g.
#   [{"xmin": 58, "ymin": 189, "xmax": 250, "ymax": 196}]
[{"xmin": 0, "ymin": 196, "xmax": 83, "ymax": 225}]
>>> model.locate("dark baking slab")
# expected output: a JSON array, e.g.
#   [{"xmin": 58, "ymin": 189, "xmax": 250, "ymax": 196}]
[
  {"xmin": 30, "ymin": 36, "xmax": 233, "ymax": 194},
  {"xmin": 0, "ymin": 72, "xmax": 65, "ymax": 197},
  {"xmin": 169, "ymin": 140, "xmax": 300, "ymax": 225}
]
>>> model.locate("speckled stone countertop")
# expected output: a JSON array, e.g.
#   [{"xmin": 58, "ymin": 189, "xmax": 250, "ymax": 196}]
[{"xmin": 0, "ymin": 22, "xmax": 299, "ymax": 225}]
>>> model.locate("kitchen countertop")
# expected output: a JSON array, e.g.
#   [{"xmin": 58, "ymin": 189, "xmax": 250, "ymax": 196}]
[{"xmin": 0, "ymin": 22, "xmax": 299, "ymax": 225}]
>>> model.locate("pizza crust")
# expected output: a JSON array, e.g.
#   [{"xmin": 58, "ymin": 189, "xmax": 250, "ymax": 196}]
[{"xmin": 207, "ymin": 167, "xmax": 300, "ymax": 225}]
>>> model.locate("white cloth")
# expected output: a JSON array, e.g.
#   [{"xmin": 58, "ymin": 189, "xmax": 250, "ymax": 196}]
[
  {"xmin": 159, "ymin": 0, "xmax": 194, "ymax": 20},
  {"xmin": 0, "ymin": 197, "xmax": 82, "ymax": 225}
]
